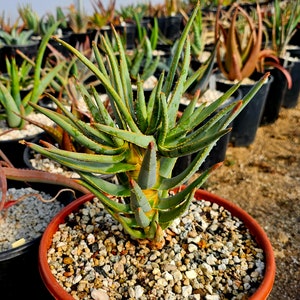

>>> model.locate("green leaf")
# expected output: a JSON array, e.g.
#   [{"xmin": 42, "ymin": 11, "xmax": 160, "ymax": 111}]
[
  {"xmin": 130, "ymin": 179, "xmax": 152, "ymax": 213},
  {"xmin": 79, "ymin": 171, "xmax": 131, "ymax": 198},
  {"xmin": 137, "ymin": 142, "xmax": 157, "ymax": 189},
  {"xmin": 159, "ymin": 189, "xmax": 194, "ymax": 224},
  {"xmin": 94, "ymin": 123, "xmax": 156, "ymax": 149}
]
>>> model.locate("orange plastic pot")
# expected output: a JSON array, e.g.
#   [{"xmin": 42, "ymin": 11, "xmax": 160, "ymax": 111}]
[{"xmin": 39, "ymin": 189, "xmax": 275, "ymax": 300}]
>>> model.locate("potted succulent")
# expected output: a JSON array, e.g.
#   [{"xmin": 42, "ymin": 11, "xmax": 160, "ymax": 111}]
[
  {"xmin": 214, "ymin": 3, "xmax": 278, "ymax": 146},
  {"xmin": 262, "ymin": 0, "xmax": 300, "ymax": 114},
  {"xmin": 23, "ymin": 4, "xmax": 274, "ymax": 299},
  {"xmin": 0, "ymin": 23, "xmax": 65, "ymax": 167},
  {"xmin": 0, "ymin": 26, "xmax": 39, "ymax": 73}
]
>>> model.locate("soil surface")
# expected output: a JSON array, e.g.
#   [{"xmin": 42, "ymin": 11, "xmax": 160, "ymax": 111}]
[{"xmin": 204, "ymin": 100, "xmax": 300, "ymax": 300}]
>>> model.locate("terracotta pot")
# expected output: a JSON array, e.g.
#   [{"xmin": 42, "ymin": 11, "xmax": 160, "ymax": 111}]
[{"xmin": 39, "ymin": 189, "xmax": 275, "ymax": 300}]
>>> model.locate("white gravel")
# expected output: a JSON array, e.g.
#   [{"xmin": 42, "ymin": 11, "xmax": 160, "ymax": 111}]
[{"xmin": 0, "ymin": 187, "xmax": 63, "ymax": 252}]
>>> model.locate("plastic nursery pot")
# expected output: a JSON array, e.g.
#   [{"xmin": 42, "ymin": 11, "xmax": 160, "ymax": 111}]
[
  {"xmin": 0, "ymin": 236, "xmax": 53, "ymax": 300},
  {"xmin": 282, "ymin": 56, "xmax": 300, "ymax": 108},
  {"xmin": 175, "ymin": 88, "xmax": 242, "ymax": 175},
  {"xmin": 0, "ymin": 131, "xmax": 44, "ymax": 168},
  {"xmin": 0, "ymin": 42, "xmax": 39, "ymax": 73},
  {"xmin": 216, "ymin": 72, "xmax": 273, "ymax": 147},
  {"xmin": 115, "ymin": 22, "xmax": 137, "ymax": 50},
  {"xmin": 0, "ymin": 180, "xmax": 78, "ymax": 300},
  {"xmin": 260, "ymin": 59, "xmax": 294, "ymax": 125},
  {"xmin": 38, "ymin": 189, "xmax": 275, "ymax": 300},
  {"xmin": 157, "ymin": 14, "xmax": 183, "ymax": 41}
]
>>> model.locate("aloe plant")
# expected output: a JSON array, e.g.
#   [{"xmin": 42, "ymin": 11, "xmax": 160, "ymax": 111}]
[
  {"xmin": 25, "ymin": 4, "xmax": 268, "ymax": 248},
  {"xmin": 215, "ymin": 3, "xmax": 265, "ymax": 81},
  {"xmin": 89, "ymin": 0, "xmax": 116, "ymax": 30},
  {"xmin": 215, "ymin": 3, "xmax": 292, "ymax": 86},
  {"xmin": 0, "ymin": 28, "xmax": 34, "ymax": 46},
  {"xmin": 17, "ymin": 4, "xmax": 40, "ymax": 35},
  {"xmin": 0, "ymin": 23, "xmax": 65, "ymax": 129},
  {"xmin": 264, "ymin": 0, "xmax": 300, "ymax": 57}
]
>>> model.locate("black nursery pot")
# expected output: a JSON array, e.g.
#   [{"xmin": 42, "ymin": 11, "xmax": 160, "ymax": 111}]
[
  {"xmin": 0, "ymin": 236, "xmax": 53, "ymax": 300},
  {"xmin": 157, "ymin": 15, "xmax": 183, "ymax": 41},
  {"xmin": 115, "ymin": 23, "xmax": 137, "ymax": 50},
  {"xmin": 174, "ymin": 88, "xmax": 242, "ymax": 175},
  {"xmin": 216, "ymin": 72, "xmax": 273, "ymax": 147},
  {"xmin": 0, "ymin": 42, "xmax": 39, "ymax": 73},
  {"xmin": 0, "ymin": 131, "xmax": 44, "ymax": 168},
  {"xmin": 282, "ymin": 56, "xmax": 300, "ymax": 108},
  {"xmin": 0, "ymin": 180, "xmax": 79, "ymax": 300},
  {"xmin": 260, "ymin": 60, "xmax": 293, "ymax": 125}
]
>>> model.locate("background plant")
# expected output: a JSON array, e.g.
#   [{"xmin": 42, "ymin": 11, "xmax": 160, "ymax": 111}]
[
  {"xmin": 0, "ymin": 23, "xmax": 64, "ymax": 129},
  {"xmin": 0, "ymin": 27, "xmax": 34, "ymax": 46},
  {"xmin": 263, "ymin": 0, "xmax": 300, "ymax": 57}
]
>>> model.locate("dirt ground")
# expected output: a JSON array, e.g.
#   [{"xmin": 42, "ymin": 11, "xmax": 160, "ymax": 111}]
[{"xmin": 204, "ymin": 100, "xmax": 300, "ymax": 300}]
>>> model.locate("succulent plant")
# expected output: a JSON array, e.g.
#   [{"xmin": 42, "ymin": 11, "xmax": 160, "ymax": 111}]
[
  {"xmin": 215, "ymin": 3, "xmax": 265, "ymax": 81},
  {"xmin": 0, "ymin": 28, "xmax": 34, "ymax": 46},
  {"xmin": 24, "ymin": 4, "xmax": 268, "ymax": 248},
  {"xmin": 0, "ymin": 23, "xmax": 65, "ymax": 129},
  {"xmin": 264, "ymin": 0, "xmax": 300, "ymax": 57}
]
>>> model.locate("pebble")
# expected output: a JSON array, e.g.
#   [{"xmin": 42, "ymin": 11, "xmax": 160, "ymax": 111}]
[{"xmin": 46, "ymin": 197, "xmax": 265, "ymax": 299}]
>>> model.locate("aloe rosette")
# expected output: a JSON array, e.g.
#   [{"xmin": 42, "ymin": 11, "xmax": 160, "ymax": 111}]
[{"xmin": 25, "ymin": 5, "xmax": 269, "ymax": 247}]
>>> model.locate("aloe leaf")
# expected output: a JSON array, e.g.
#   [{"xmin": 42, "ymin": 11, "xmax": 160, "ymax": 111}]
[
  {"xmin": 130, "ymin": 179, "xmax": 152, "ymax": 213},
  {"xmin": 30, "ymin": 102, "xmax": 124, "ymax": 154},
  {"xmin": 157, "ymin": 92, "xmax": 169, "ymax": 147},
  {"xmin": 163, "ymin": 4, "xmax": 199, "ymax": 95},
  {"xmin": 166, "ymin": 81, "xmax": 241, "ymax": 142},
  {"xmin": 25, "ymin": 142, "xmax": 135, "ymax": 174},
  {"xmin": 141, "ymin": 55, "xmax": 160, "ymax": 81},
  {"xmin": 178, "ymin": 90, "xmax": 202, "ymax": 124},
  {"xmin": 116, "ymin": 216, "xmax": 145, "ymax": 239},
  {"xmin": 158, "ymin": 164, "xmax": 218, "ymax": 210},
  {"xmin": 78, "ymin": 171, "xmax": 131, "ymax": 198},
  {"xmin": 130, "ymin": 50, "xmax": 144, "ymax": 79},
  {"xmin": 159, "ymin": 189, "xmax": 194, "ymax": 225},
  {"xmin": 26, "ymin": 140, "xmax": 128, "ymax": 164},
  {"xmin": 78, "ymin": 175, "xmax": 131, "ymax": 211},
  {"xmin": 10, "ymin": 58, "xmax": 22, "ymax": 107},
  {"xmin": 135, "ymin": 76, "xmax": 148, "ymax": 132},
  {"xmin": 167, "ymin": 38, "xmax": 190, "ymax": 128},
  {"xmin": 146, "ymin": 211, "xmax": 159, "ymax": 239},
  {"xmin": 92, "ymin": 41, "xmax": 109, "ymax": 76},
  {"xmin": 137, "ymin": 142, "xmax": 157, "ymax": 189},
  {"xmin": 145, "ymin": 72, "xmax": 164, "ymax": 134},
  {"xmin": 0, "ymin": 81, "xmax": 22, "ymax": 128},
  {"xmin": 159, "ymin": 128, "xmax": 230, "ymax": 158},
  {"xmin": 185, "ymin": 43, "xmax": 217, "ymax": 94},
  {"xmin": 134, "ymin": 207, "xmax": 151, "ymax": 228},
  {"xmin": 53, "ymin": 37, "xmax": 140, "ymax": 133},
  {"xmin": 114, "ymin": 28, "xmax": 134, "ymax": 116},
  {"xmin": 94, "ymin": 123, "xmax": 155, "ymax": 149}
]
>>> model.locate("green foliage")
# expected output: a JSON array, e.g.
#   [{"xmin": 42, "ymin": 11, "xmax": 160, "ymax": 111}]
[
  {"xmin": 18, "ymin": 4, "xmax": 40, "ymax": 35},
  {"xmin": 0, "ymin": 23, "xmax": 65, "ymax": 129},
  {"xmin": 25, "ymin": 4, "xmax": 267, "ymax": 245},
  {"xmin": 0, "ymin": 28, "xmax": 34, "ymax": 46},
  {"xmin": 89, "ymin": 0, "xmax": 116, "ymax": 29},
  {"xmin": 264, "ymin": 0, "xmax": 300, "ymax": 57}
]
